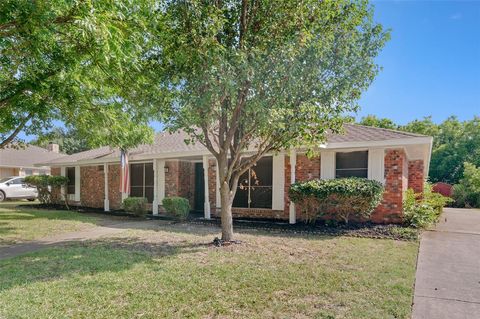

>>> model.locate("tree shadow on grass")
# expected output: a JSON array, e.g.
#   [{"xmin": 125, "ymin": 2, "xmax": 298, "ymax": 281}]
[
  {"xmin": 97, "ymin": 218, "xmax": 340, "ymax": 242},
  {"xmin": 0, "ymin": 237, "xmax": 207, "ymax": 292}
]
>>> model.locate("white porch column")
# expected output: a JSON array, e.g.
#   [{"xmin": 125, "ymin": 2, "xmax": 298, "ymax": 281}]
[
  {"xmin": 104, "ymin": 163, "xmax": 110, "ymax": 212},
  {"xmin": 289, "ymin": 150, "xmax": 297, "ymax": 224},
  {"xmin": 272, "ymin": 154, "xmax": 285, "ymax": 211},
  {"xmin": 60, "ymin": 167, "xmax": 66, "ymax": 198},
  {"xmin": 158, "ymin": 160, "xmax": 166, "ymax": 204},
  {"xmin": 368, "ymin": 148, "xmax": 385, "ymax": 184},
  {"xmin": 320, "ymin": 151, "xmax": 335, "ymax": 180},
  {"xmin": 152, "ymin": 159, "xmax": 159, "ymax": 215},
  {"xmin": 203, "ymin": 156, "xmax": 211, "ymax": 219},
  {"xmin": 74, "ymin": 166, "xmax": 81, "ymax": 202}
]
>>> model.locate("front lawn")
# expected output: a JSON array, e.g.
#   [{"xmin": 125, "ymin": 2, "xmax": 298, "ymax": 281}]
[
  {"xmin": 0, "ymin": 201, "xmax": 99, "ymax": 246},
  {"xmin": 0, "ymin": 219, "xmax": 418, "ymax": 319}
]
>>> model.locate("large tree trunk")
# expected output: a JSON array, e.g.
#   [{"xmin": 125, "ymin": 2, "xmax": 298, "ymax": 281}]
[
  {"xmin": 217, "ymin": 155, "xmax": 235, "ymax": 241},
  {"xmin": 220, "ymin": 181, "xmax": 234, "ymax": 241}
]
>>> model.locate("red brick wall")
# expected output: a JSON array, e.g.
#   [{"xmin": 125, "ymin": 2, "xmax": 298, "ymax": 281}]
[
  {"xmin": 208, "ymin": 159, "xmax": 217, "ymax": 209},
  {"xmin": 50, "ymin": 167, "xmax": 62, "ymax": 203},
  {"xmin": 108, "ymin": 164, "xmax": 121, "ymax": 209},
  {"xmin": 295, "ymin": 155, "xmax": 321, "ymax": 181},
  {"xmin": 165, "ymin": 160, "xmax": 179, "ymax": 197},
  {"xmin": 80, "ymin": 166, "xmax": 105, "ymax": 208},
  {"xmin": 178, "ymin": 161, "xmax": 195, "ymax": 206},
  {"xmin": 284, "ymin": 155, "xmax": 292, "ymax": 219},
  {"xmin": 408, "ymin": 160, "xmax": 424, "ymax": 193},
  {"xmin": 371, "ymin": 149, "xmax": 406, "ymax": 223},
  {"xmin": 292, "ymin": 155, "xmax": 320, "ymax": 221},
  {"xmin": 230, "ymin": 208, "xmax": 286, "ymax": 219},
  {"xmin": 164, "ymin": 160, "xmax": 195, "ymax": 206},
  {"xmin": 73, "ymin": 164, "xmax": 121, "ymax": 210}
]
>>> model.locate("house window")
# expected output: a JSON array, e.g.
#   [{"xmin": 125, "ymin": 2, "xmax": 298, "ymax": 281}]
[
  {"xmin": 130, "ymin": 163, "xmax": 154, "ymax": 203},
  {"xmin": 66, "ymin": 167, "xmax": 76, "ymax": 195},
  {"xmin": 233, "ymin": 157, "xmax": 273, "ymax": 209},
  {"xmin": 24, "ymin": 169, "xmax": 33, "ymax": 176},
  {"xmin": 335, "ymin": 151, "xmax": 368, "ymax": 178}
]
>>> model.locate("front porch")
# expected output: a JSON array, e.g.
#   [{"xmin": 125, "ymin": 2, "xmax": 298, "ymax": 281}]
[{"xmin": 53, "ymin": 144, "xmax": 428, "ymax": 224}]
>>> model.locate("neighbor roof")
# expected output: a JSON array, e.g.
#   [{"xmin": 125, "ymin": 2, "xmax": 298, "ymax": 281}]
[
  {"xmin": 0, "ymin": 145, "xmax": 66, "ymax": 169},
  {"xmin": 39, "ymin": 124, "xmax": 430, "ymax": 166}
]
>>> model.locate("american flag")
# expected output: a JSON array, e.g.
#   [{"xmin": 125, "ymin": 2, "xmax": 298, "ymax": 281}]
[{"xmin": 120, "ymin": 150, "xmax": 130, "ymax": 194}]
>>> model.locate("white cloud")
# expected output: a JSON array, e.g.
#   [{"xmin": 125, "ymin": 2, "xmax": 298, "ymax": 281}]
[{"xmin": 450, "ymin": 13, "xmax": 463, "ymax": 20}]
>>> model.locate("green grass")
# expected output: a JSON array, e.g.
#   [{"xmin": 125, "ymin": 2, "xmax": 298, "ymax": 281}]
[
  {"xmin": 0, "ymin": 217, "xmax": 419, "ymax": 319},
  {"xmin": 0, "ymin": 201, "xmax": 99, "ymax": 246}
]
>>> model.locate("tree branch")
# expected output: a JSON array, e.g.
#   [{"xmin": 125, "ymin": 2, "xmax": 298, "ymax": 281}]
[
  {"xmin": 0, "ymin": 113, "xmax": 33, "ymax": 149},
  {"xmin": 238, "ymin": 0, "xmax": 249, "ymax": 49}
]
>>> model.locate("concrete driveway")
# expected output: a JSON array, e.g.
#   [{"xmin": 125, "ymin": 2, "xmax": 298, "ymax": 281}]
[{"xmin": 412, "ymin": 208, "xmax": 480, "ymax": 318}]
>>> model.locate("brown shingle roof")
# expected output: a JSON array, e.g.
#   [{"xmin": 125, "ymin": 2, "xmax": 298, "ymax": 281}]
[
  {"xmin": 41, "ymin": 124, "xmax": 429, "ymax": 166},
  {"xmin": 0, "ymin": 145, "xmax": 66, "ymax": 168},
  {"xmin": 327, "ymin": 124, "xmax": 426, "ymax": 143}
]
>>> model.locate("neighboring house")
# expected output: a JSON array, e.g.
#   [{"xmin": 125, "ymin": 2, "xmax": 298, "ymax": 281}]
[
  {"xmin": 0, "ymin": 144, "xmax": 64, "ymax": 178},
  {"xmin": 38, "ymin": 125, "xmax": 432, "ymax": 224}
]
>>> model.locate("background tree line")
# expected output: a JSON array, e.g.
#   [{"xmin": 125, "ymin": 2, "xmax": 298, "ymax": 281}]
[{"xmin": 358, "ymin": 115, "xmax": 480, "ymax": 185}]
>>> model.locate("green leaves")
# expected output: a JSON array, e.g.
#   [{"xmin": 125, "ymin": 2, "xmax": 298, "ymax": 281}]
[
  {"xmin": 147, "ymin": 0, "xmax": 390, "ymax": 162},
  {"xmin": 289, "ymin": 177, "xmax": 385, "ymax": 223},
  {"xmin": 0, "ymin": 0, "xmax": 159, "ymax": 149},
  {"xmin": 24, "ymin": 174, "xmax": 69, "ymax": 204},
  {"xmin": 359, "ymin": 115, "xmax": 480, "ymax": 184},
  {"xmin": 289, "ymin": 177, "xmax": 384, "ymax": 203},
  {"xmin": 403, "ymin": 184, "xmax": 452, "ymax": 228}
]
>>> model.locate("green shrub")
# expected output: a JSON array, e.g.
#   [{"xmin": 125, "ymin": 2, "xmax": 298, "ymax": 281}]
[
  {"xmin": 452, "ymin": 162, "xmax": 480, "ymax": 208},
  {"xmin": 162, "ymin": 197, "xmax": 190, "ymax": 220},
  {"xmin": 289, "ymin": 178, "xmax": 384, "ymax": 224},
  {"xmin": 123, "ymin": 197, "xmax": 148, "ymax": 216},
  {"xmin": 403, "ymin": 183, "xmax": 452, "ymax": 228},
  {"xmin": 24, "ymin": 175, "xmax": 69, "ymax": 205}
]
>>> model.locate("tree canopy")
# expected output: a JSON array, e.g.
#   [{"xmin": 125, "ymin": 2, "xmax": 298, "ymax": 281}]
[
  {"xmin": 31, "ymin": 126, "xmax": 89, "ymax": 155},
  {"xmin": 0, "ymin": 0, "xmax": 159, "ymax": 149},
  {"xmin": 358, "ymin": 114, "xmax": 397, "ymax": 129},
  {"xmin": 146, "ymin": 0, "xmax": 389, "ymax": 240},
  {"xmin": 358, "ymin": 114, "xmax": 480, "ymax": 184}
]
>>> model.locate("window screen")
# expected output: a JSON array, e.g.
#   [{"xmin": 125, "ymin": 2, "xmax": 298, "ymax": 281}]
[
  {"xmin": 233, "ymin": 157, "xmax": 273, "ymax": 209},
  {"xmin": 335, "ymin": 151, "xmax": 368, "ymax": 178},
  {"xmin": 130, "ymin": 163, "xmax": 154, "ymax": 203},
  {"xmin": 66, "ymin": 167, "xmax": 76, "ymax": 194}
]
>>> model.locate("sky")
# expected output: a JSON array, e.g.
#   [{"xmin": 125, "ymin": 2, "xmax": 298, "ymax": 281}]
[{"xmin": 357, "ymin": 0, "xmax": 480, "ymax": 124}]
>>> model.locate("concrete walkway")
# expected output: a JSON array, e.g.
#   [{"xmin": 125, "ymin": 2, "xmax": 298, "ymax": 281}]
[
  {"xmin": 0, "ymin": 220, "xmax": 158, "ymax": 260},
  {"xmin": 412, "ymin": 208, "xmax": 480, "ymax": 319}
]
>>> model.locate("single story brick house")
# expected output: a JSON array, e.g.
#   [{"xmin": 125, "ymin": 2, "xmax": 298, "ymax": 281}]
[
  {"xmin": 38, "ymin": 124, "xmax": 432, "ymax": 224},
  {"xmin": 0, "ymin": 144, "xmax": 63, "ymax": 178}
]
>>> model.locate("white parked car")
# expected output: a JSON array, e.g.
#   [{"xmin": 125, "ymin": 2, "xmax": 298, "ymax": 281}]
[{"xmin": 0, "ymin": 176, "xmax": 38, "ymax": 202}]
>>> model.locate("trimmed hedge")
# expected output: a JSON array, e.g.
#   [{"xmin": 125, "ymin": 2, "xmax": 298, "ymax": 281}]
[
  {"xmin": 24, "ymin": 175, "xmax": 69, "ymax": 205},
  {"xmin": 289, "ymin": 178, "xmax": 384, "ymax": 224},
  {"xmin": 162, "ymin": 196, "xmax": 190, "ymax": 220},
  {"xmin": 123, "ymin": 197, "xmax": 148, "ymax": 216}
]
